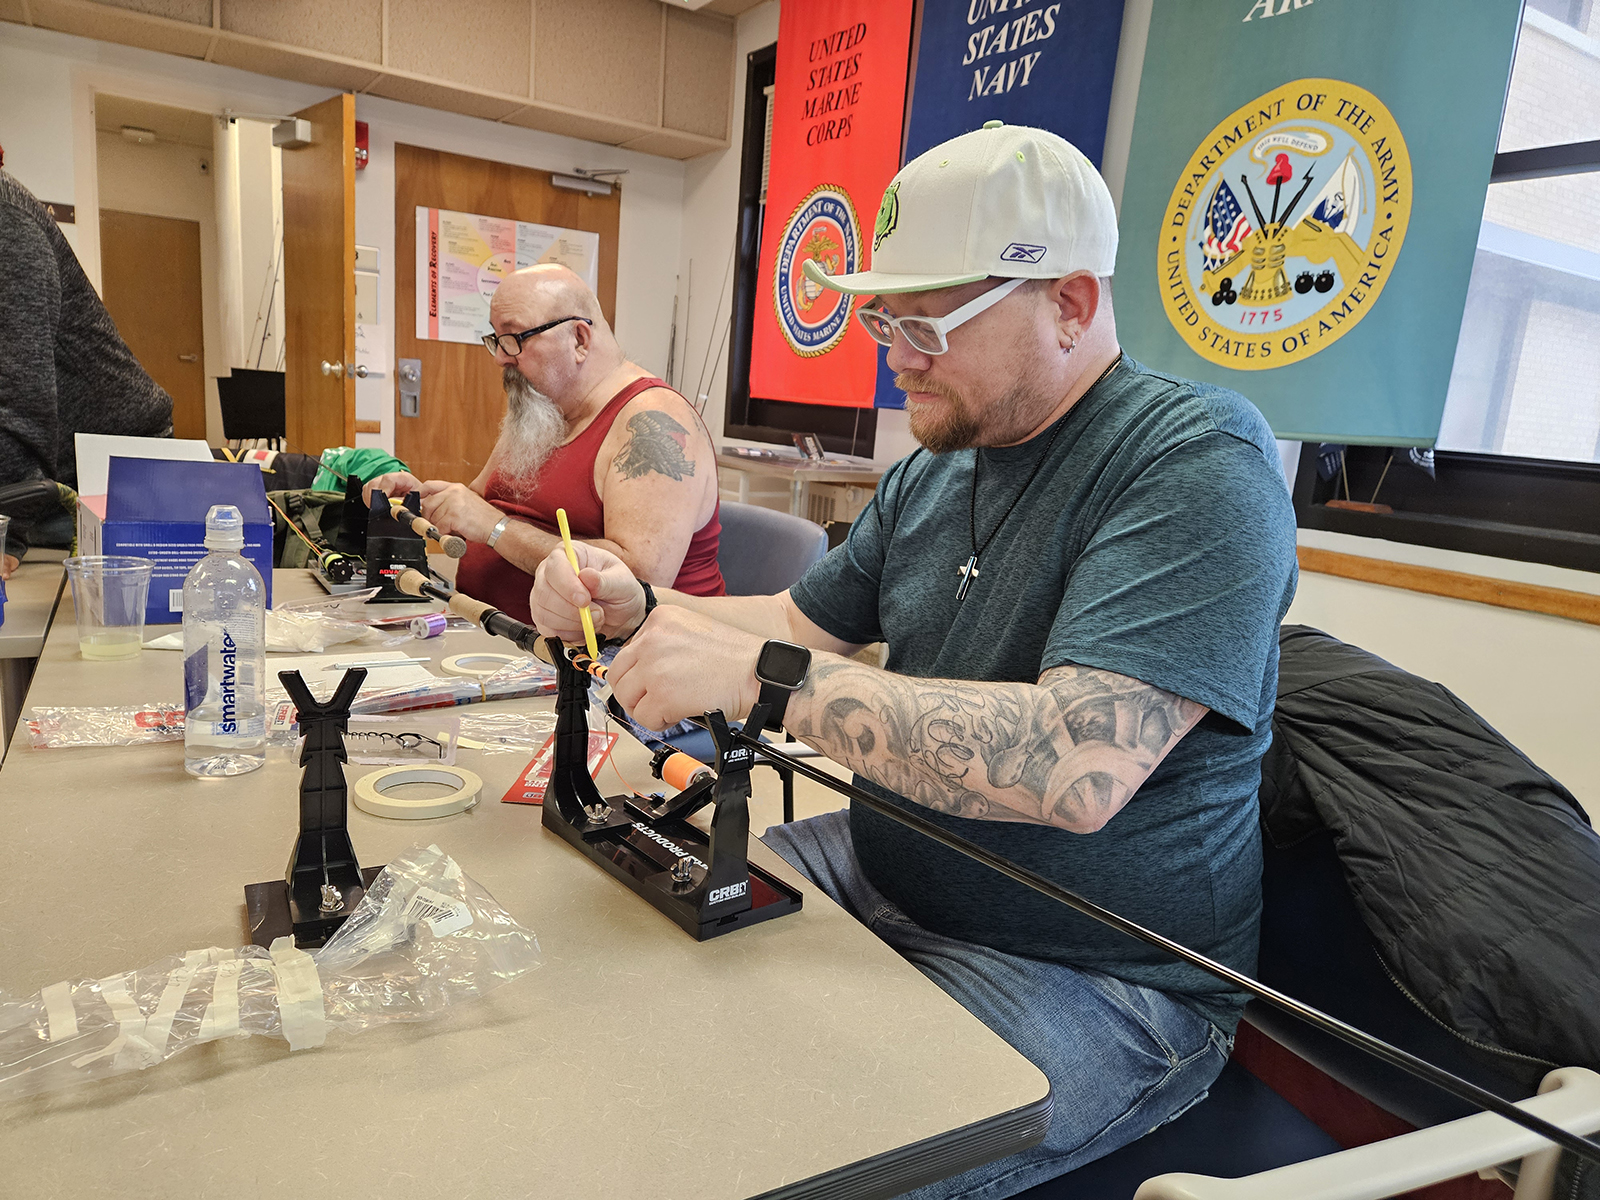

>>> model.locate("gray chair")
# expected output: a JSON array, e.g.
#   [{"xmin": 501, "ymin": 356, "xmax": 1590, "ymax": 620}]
[{"xmin": 716, "ymin": 500, "xmax": 829, "ymax": 596}]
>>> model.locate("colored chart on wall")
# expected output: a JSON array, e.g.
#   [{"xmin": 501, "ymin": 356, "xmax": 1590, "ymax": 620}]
[
  {"xmin": 750, "ymin": 0, "xmax": 914, "ymax": 409},
  {"xmin": 1113, "ymin": 0, "xmax": 1521, "ymax": 445},
  {"xmin": 414, "ymin": 206, "xmax": 600, "ymax": 344}
]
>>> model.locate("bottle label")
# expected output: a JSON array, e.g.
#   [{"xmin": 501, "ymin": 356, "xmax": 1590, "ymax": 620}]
[
  {"xmin": 218, "ymin": 629, "xmax": 238, "ymax": 733},
  {"xmin": 184, "ymin": 645, "xmax": 207, "ymax": 712}
]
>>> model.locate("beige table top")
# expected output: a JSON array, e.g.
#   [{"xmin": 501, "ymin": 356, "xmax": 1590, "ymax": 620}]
[
  {"xmin": 0, "ymin": 551, "xmax": 67, "ymax": 659},
  {"xmin": 0, "ymin": 569, "xmax": 1049, "ymax": 1199}
]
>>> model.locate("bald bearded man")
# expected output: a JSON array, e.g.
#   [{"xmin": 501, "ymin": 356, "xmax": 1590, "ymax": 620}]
[{"xmin": 367, "ymin": 264, "xmax": 724, "ymax": 620}]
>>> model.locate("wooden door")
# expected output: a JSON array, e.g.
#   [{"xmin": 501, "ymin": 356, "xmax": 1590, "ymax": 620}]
[
  {"xmin": 282, "ymin": 93, "xmax": 355, "ymax": 457},
  {"xmin": 98, "ymin": 210, "xmax": 207, "ymax": 441},
  {"xmin": 394, "ymin": 144, "xmax": 621, "ymax": 484}
]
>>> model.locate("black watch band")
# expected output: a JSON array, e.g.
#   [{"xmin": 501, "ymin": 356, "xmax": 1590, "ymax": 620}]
[{"xmin": 618, "ymin": 580, "xmax": 657, "ymax": 646}]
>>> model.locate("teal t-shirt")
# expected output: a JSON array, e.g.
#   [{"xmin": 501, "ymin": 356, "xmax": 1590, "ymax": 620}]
[{"xmin": 789, "ymin": 355, "xmax": 1298, "ymax": 1027}]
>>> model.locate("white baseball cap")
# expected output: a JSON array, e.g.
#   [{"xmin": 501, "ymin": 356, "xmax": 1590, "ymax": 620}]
[{"xmin": 804, "ymin": 121, "xmax": 1118, "ymax": 296}]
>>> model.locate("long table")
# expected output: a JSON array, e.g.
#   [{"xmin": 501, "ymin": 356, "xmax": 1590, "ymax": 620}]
[
  {"xmin": 0, "ymin": 568, "xmax": 1050, "ymax": 1199},
  {"xmin": 0, "ymin": 550, "xmax": 67, "ymax": 758}
]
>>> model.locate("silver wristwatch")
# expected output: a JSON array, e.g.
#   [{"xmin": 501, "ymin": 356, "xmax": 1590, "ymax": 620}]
[{"xmin": 485, "ymin": 516, "xmax": 510, "ymax": 549}]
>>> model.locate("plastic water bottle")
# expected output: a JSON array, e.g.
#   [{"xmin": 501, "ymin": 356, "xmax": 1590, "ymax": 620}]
[{"xmin": 183, "ymin": 504, "xmax": 267, "ymax": 777}]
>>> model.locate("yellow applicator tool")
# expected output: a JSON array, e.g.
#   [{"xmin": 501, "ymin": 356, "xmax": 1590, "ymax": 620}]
[{"xmin": 555, "ymin": 507, "xmax": 600, "ymax": 660}]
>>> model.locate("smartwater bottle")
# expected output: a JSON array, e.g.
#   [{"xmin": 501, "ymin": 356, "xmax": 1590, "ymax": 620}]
[{"xmin": 183, "ymin": 504, "xmax": 267, "ymax": 777}]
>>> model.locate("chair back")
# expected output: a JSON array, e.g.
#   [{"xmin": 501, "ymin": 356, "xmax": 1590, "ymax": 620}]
[{"xmin": 716, "ymin": 501, "xmax": 828, "ymax": 596}]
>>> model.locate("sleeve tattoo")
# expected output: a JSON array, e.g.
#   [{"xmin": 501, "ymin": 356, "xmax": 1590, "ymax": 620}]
[
  {"xmin": 785, "ymin": 661, "xmax": 1207, "ymax": 833},
  {"xmin": 611, "ymin": 410, "xmax": 698, "ymax": 482}
]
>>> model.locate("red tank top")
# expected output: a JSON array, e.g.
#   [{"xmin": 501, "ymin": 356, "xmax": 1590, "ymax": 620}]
[{"xmin": 455, "ymin": 376, "xmax": 724, "ymax": 623}]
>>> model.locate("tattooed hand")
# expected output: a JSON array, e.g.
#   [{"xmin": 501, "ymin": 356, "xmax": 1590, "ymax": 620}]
[{"xmin": 786, "ymin": 659, "xmax": 1207, "ymax": 833}]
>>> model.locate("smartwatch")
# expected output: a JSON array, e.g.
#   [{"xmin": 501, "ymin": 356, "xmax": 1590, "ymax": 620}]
[{"xmin": 754, "ymin": 639, "xmax": 811, "ymax": 732}]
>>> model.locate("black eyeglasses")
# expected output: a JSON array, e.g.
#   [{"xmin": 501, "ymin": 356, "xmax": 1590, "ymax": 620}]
[{"xmin": 482, "ymin": 316, "xmax": 592, "ymax": 357}]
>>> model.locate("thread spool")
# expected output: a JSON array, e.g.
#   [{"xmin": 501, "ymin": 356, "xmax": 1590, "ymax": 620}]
[
  {"xmin": 657, "ymin": 751, "xmax": 712, "ymax": 792},
  {"xmin": 410, "ymin": 612, "xmax": 448, "ymax": 639}
]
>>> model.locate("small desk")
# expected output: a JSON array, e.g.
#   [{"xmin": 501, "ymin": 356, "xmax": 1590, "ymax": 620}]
[
  {"xmin": 717, "ymin": 450, "xmax": 888, "ymax": 520},
  {"xmin": 0, "ymin": 550, "xmax": 67, "ymax": 757},
  {"xmin": 0, "ymin": 569, "xmax": 1050, "ymax": 1198}
]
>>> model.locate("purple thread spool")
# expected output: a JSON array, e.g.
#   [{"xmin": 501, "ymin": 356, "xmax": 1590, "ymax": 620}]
[{"xmin": 411, "ymin": 612, "xmax": 448, "ymax": 639}]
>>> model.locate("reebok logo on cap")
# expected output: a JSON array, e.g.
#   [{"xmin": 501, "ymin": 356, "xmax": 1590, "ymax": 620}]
[{"xmin": 1000, "ymin": 243, "xmax": 1048, "ymax": 263}]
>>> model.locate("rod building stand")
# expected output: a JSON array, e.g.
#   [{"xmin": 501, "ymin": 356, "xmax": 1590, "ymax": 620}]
[
  {"xmin": 245, "ymin": 668, "xmax": 383, "ymax": 948},
  {"xmin": 538, "ymin": 637, "xmax": 801, "ymax": 940}
]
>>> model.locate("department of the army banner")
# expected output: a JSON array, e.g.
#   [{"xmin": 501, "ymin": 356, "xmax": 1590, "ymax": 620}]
[
  {"xmin": 750, "ymin": 0, "xmax": 913, "ymax": 409},
  {"xmin": 1114, "ymin": 0, "xmax": 1521, "ymax": 445}
]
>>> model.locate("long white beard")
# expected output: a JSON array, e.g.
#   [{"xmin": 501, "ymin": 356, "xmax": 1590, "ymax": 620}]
[{"xmin": 492, "ymin": 366, "xmax": 567, "ymax": 498}]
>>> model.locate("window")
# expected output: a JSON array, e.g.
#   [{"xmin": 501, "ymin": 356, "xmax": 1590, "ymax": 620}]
[
  {"xmin": 1294, "ymin": 3, "xmax": 1600, "ymax": 571},
  {"xmin": 722, "ymin": 44, "xmax": 878, "ymax": 457}
]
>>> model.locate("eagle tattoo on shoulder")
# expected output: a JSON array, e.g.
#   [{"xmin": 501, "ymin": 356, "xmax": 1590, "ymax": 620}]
[{"xmin": 612, "ymin": 410, "xmax": 698, "ymax": 481}]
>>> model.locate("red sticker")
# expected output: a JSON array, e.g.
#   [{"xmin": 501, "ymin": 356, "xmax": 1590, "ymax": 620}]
[{"xmin": 500, "ymin": 732, "xmax": 619, "ymax": 805}]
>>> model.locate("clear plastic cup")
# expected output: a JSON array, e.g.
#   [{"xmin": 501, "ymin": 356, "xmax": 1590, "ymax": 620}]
[{"xmin": 63, "ymin": 556, "xmax": 155, "ymax": 661}]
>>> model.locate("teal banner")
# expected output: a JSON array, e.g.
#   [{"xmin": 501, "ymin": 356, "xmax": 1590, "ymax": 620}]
[{"xmin": 1114, "ymin": 0, "xmax": 1520, "ymax": 445}]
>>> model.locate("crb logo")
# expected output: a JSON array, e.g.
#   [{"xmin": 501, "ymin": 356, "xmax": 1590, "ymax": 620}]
[
  {"xmin": 1000, "ymin": 242, "xmax": 1047, "ymax": 263},
  {"xmin": 707, "ymin": 880, "xmax": 748, "ymax": 905},
  {"xmin": 722, "ymin": 746, "xmax": 755, "ymax": 769}
]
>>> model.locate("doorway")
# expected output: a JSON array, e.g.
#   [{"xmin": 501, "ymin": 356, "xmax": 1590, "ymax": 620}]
[{"xmin": 99, "ymin": 209, "xmax": 207, "ymax": 440}]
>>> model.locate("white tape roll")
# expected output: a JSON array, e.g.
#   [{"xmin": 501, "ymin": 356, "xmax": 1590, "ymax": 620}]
[
  {"xmin": 441, "ymin": 652, "xmax": 519, "ymax": 678},
  {"xmin": 354, "ymin": 765, "xmax": 483, "ymax": 819}
]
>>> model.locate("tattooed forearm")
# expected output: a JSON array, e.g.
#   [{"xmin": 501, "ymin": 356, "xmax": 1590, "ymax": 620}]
[
  {"xmin": 785, "ymin": 659, "xmax": 1206, "ymax": 833},
  {"xmin": 612, "ymin": 410, "xmax": 698, "ymax": 481}
]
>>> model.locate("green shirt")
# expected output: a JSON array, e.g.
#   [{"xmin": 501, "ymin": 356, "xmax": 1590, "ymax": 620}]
[{"xmin": 789, "ymin": 355, "xmax": 1298, "ymax": 1026}]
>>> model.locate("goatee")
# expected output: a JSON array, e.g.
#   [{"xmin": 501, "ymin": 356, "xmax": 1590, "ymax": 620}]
[
  {"xmin": 492, "ymin": 365, "xmax": 567, "ymax": 497},
  {"xmin": 896, "ymin": 372, "xmax": 982, "ymax": 454}
]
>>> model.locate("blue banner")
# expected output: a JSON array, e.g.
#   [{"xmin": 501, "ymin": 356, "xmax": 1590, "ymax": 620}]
[{"xmin": 876, "ymin": 0, "xmax": 1128, "ymax": 408}]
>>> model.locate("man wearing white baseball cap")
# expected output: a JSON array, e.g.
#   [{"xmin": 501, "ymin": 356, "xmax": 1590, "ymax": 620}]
[{"xmin": 529, "ymin": 122, "xmax": 1297, "ymax": 1196}]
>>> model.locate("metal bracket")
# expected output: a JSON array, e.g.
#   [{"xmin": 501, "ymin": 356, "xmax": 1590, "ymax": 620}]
[{"xmin": 397, "ymin": 358, "xmax": 421, "ymax": 417}]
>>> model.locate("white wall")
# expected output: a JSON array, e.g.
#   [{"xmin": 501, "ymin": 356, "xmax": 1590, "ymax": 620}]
[{"xmin": 0, "ymin": 20, "xmax": 687, "ymax": 458}]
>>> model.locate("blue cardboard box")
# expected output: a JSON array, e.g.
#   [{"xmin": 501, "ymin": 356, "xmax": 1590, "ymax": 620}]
[{"xmin": 82, "ymin": 457, "xmax": 273, "ymax": 626}]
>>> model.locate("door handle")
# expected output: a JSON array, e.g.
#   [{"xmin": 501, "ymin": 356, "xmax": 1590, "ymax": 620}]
[
  {"xmin": 178, "ymin": 353, "xmax": 198, "ymax": 362},
  {"xmin": 346, "ymin": 363, "xmax": 369, "ymax": 379},
  {"xmin": 320, "ymin": 360, "xmax": 343, "ymax": 376}
]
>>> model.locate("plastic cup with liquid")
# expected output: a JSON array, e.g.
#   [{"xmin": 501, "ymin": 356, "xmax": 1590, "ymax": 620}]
[{"xmin": 63, "ymin": 556, "xmax": 155, "ymax": 660}]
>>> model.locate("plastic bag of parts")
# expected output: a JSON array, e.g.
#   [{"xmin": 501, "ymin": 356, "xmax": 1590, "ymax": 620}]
[
  {"xmin": 26, "ymin": 703, "xmax": 185, "ymax": 749},
  {"xmin": 266, "ymin": 608, "xmax": 411, "ymax": 654},
  {"xmin": 343, "ymin": 713, "xmax": 460, "ymax": 765},
  {"xmin": 0, "ymin": 844, "xmax": 539, "ymax": 1103},
  {"xmin": 457, "ymin": 709, "xmax": 557, "ymax": 753}
]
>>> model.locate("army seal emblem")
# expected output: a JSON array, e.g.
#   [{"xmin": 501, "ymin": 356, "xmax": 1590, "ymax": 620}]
[{"xmin": 1159, "ymin": 78, "xmax": 1412, "ymax": 370}]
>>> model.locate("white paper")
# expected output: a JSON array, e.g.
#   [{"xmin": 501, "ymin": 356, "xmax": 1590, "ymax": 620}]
[
  {"xmin": 354, "ymin": 323, "xmax": 387, "ymax": 374},
  {"xmin": 415, "ymin": 205, "xmax": 601, "ymax": 345},
  {"xmin": 74, "ymin": 434, "xmax": 213, "ymax": 499},
  {"xmin": 265, "ymin": 651, "xmax": 441, "ymax": 699}
]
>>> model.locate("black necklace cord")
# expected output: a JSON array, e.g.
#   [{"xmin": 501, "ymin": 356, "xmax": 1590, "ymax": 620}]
[
  {"xmin": 966, "ymin": 353, "xmax": 1123, "ymax": 573},
  {"xmin": 704, "ymin": 723, "xmax": 1600, "ymax": 1168}
]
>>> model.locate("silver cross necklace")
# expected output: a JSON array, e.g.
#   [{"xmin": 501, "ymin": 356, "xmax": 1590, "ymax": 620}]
[{"xmin": 957, "ymin": 356, "xmax": 1120, "ymax": 601}]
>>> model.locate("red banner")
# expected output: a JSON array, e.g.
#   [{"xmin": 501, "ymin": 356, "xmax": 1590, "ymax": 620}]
[{"xmin": 749, "ymin": 0, "xmax": 912, "ymax": 409}]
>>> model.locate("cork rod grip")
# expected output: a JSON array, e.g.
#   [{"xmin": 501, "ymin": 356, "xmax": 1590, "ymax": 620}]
[
  {"xmin": 394, "ymin": 568, "xmax": 494, "ymax": 625},
  {"xmin": 390, "ymin": 500, "xmax": 468, "ymax": 558}
]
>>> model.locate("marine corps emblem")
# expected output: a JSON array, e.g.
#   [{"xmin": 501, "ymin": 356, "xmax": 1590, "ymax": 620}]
[
  {"xmin": 1158, "ymin": 78, "xmax": 1411, "ymax": 370},
  {"xmin": 773, "ymin": 185, "xmax": 860, "ymax": 358}
]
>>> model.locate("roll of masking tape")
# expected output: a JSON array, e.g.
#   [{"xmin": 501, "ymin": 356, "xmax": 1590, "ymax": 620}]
[
  {"xmin": 441, "ymin": 652, "xmax": 519, "ymax": 678},
  {"xmin": 353, "ymin": 765, "xmax": 482, "ymax": 820}
]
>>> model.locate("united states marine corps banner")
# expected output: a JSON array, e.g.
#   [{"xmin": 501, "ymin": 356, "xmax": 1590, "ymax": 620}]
[
  {"xmin": 750, "ymin": 0, "xmax": 914, "ymax": 409},
  {"xmin": 1113, "ymin": 0, "xmax": 1521, "ymax": 445}
]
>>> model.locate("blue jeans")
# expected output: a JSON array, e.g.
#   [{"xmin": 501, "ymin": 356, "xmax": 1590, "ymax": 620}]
[{"xmin": 761, "ymin": 810, "xmax": 1233, "ymax": 1200}]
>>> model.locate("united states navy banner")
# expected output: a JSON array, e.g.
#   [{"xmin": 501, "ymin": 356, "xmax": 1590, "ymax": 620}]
[
  {"xmin": 874, "ymin": 0, "xmax": 1127, "ymax": 408},
  {"xmin": 1113, "ymin": 0, "xmax": 1521, "ymax": 445}
]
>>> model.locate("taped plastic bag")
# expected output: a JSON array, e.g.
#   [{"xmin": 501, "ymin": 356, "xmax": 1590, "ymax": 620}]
[
  {"xmin": 26, "ymin": 703, "xmax": 185, "ymax": 748},
  {"xmin": 0, "ymin": 844, "xmax": 539, "ymax": 1102}
]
